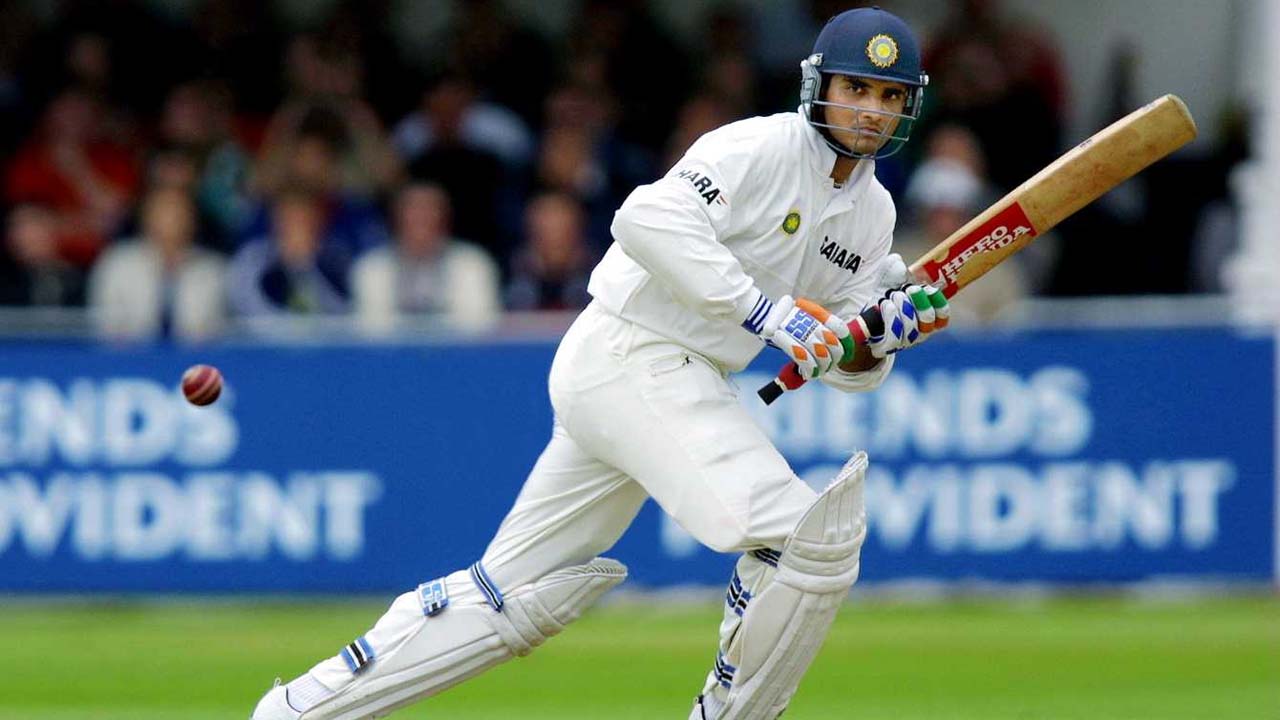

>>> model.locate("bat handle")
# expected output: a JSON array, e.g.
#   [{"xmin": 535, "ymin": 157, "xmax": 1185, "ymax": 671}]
[{"xmin": 757, "ymin": 305, "xmax": 886, "ymax": 405}]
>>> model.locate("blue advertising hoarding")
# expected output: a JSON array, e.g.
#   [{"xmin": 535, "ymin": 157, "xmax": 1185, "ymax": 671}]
[{"xmin": 0, "ymin": 326, "xmax": 1273, "ymax": 592}]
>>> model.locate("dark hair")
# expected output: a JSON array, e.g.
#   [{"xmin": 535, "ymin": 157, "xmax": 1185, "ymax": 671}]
[{"xmin": 296, "ymin": 104, "xmax": 350, "ymax": 151}]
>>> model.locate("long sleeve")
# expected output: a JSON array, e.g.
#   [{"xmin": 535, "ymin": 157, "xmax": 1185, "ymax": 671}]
[{"xmin": 609, "ymin": 155, "xmax": 764, "ymax": 329}]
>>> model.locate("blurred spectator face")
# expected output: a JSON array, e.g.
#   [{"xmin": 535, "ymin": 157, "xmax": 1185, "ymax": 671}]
[
  {"xmin": 538, "ymin": 127, "xmax": 594, "ymax": 192},
  {"xmin": 272, "ymin": 195, "xmax": 323, "ymax": 269},
  {"xmin": 286, "ymin": 35, "xmax": 362, "ymax": 100},
  {"xmin": 141, "ymin": 188, "xmax": 196, "ymax": 259},
  {"xmin": 668, "ymin": 95, "xmax": 732, "ymax": 163},
  {"xmin": 395, "ymin": 185, "xmax": 450, "ymax": 259},
  {"xmin": 425, "ymin": 78, "xmax": 475, "ymax": 141},
  {"xmin": 938, "ymin": 42, "xmax": 1010, "ymax": 107},
  {"xmin": 290, "ymin": 135, "xmax": 339, "ymax": 194},
  {"xmin": 526, "ymin": 194, "xmax": 585, "ymax": 276},
  {"xmin": 44, "ymin": 90, "xmax": 98, "ymax": 145},
  {"xmin": 6, "ymin": 205, "xmax": 59, "ymax": 267},
  {"xmin": 925, "ymin": 205, "xmax": 971, "ymax": 241},
  {"xmin": 928, "ymin": 125, "xmax": 986, "ymax": 176},
  {"xmin": 66, "ymin": 33, "xmax": 111, "ymax": 90},
  {"xmin": 148, "ymin": 148, "xmax": 200, "ymax": 192},
  {"xmin": 161, "ymin": 84, "xmax": 213, "ymax": 146},
  {"xmin": 906, "ymin": 158, "xmax": 984, "ymax": 241},
  {"xmin": 544, "ymin": 85, "xmax": 612, "ymax": 135},
  {"xmin": 705, "ymin": 55, "xmax": 755, "ymax": 113}
]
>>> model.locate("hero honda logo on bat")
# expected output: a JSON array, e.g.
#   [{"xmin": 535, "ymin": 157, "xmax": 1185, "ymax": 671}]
[{"xmin": 922, "ymin": 203, "xmax": 1036, "ymax": 291}]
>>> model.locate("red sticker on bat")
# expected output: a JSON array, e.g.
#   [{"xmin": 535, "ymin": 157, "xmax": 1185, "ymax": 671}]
[{"xmin": 918, "ymin": 202, "xmax": 1037, "ymax": 297}]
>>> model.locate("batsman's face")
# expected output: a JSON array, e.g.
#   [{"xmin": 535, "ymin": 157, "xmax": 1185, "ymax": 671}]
[{"xmin": 823, "ymin": 75, "xmax": 909, "ymax": 155}]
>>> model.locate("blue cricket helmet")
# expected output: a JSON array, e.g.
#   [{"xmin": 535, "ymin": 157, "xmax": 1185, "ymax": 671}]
[{"xmin": 801, "ymin": 6, "xmax": 929, "ymax": 159}]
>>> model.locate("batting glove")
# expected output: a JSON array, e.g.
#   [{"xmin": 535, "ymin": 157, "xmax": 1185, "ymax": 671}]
[
  {"xmin": 749, "ymin": 294, "xmax": 854, "ymax": 379},
  {"xmin": 866, "ymin": 283, "xmax": 951, "ymax": 358}
]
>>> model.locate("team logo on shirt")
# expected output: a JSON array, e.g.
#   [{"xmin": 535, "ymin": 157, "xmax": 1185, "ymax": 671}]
[
  {"xmin": 781, "ymin": 211, "xmax": 801, "ymax": 235},
  {"xmin": 866, "ymin": 34, "xmax": 899, "ymax": 69},
  {"xmin": 674, "ymin": 169, "xmax": 728, "ymax": 206},
  {"xmin": 819, "ymin": 236, "xmax": 863, "ymax": 274}
]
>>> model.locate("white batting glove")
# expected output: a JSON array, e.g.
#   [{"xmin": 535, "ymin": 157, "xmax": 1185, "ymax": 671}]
[
  {"xmin": 750, "ymin": 295, "xmax": 852, "ymax": 379},
  {"xmin": 865, "ymin": 254, "xmax": 951, "ymax": 358}
]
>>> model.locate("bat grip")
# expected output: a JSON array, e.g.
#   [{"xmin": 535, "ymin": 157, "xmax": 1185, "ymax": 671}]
[{"xmin": 757, "ymin": 305, "xmax": 886, "ymax": 405}]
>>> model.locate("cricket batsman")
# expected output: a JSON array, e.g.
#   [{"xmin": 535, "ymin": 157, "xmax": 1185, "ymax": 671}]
[{"xmin": 253, "ymin": 7, "xmax": 949, "ymax": 719}]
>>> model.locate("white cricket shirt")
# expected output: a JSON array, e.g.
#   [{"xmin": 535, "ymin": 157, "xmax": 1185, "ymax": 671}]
[{"xmin": 589, "ymin": 109, "xmax": 897, "ymax": 391}]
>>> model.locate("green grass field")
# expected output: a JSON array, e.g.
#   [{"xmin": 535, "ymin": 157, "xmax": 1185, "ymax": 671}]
[{"xmin": 1, "ymin": 595, "xmax": 1276, "ymax": 719}]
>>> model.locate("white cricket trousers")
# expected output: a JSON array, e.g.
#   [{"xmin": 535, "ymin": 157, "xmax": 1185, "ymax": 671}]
[{"xmin": 479, "ymin": 301, "xmax": 818, "ymax": 593}]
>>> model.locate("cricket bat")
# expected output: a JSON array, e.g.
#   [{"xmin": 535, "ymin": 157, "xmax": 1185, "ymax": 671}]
[{"xmin": 758, "ymin": 94, "xmax": 1198, "ymax": 405}]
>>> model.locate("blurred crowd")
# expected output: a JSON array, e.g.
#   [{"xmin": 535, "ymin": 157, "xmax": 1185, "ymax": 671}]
[{"xmin": 0, "ymin": 0, "xmax": 1247, "ymax": 341}]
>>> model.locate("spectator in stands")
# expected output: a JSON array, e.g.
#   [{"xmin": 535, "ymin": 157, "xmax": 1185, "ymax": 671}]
[
  {"xmin": 924, "ymin": 0, "xmax": 1067, "ymax": 191},
  {"xmin": 4, "ymin": 88, "xmax": 140, "ymax": 267},
  {"xmin": 899, "ymin": 127, "xmax": 1041, "ymax": 324},
  {"xmin": 444, "ymin": 0, "xmax": 555, "ymax": 127},
  {"xmin": 403, "ymin": 74, "xmax": 514, "ymax": 266},
  {"xmin": 506, "ymin": 192, "xmax": 593, "ymax": 311},
  {"xmin": 87, "ymin": 186, "xmax": 226, "ymax": 340},
  {"xmin": 351, "ymin": 182, "xmax": 501, "ymax": 335},
  {"xmin": 157, "ymin": 80, "xmax": 252, "ymax": 250},
  {"xmin": 246, "ymin": 103, "xmax": 392, "ymax": 257},
  {"xmin": 698, "ymin": 5, "xmax": 759, "ymax": 118},
  {"xmin": 565, "ymin": 0, "xmax": 691, "ymax": 152},
  {"xmin": 663, "ymin": 93, "xmax": 734, "ymax": 171},
  {"xmin": 0, "ymin": 202, "xmax": 85, "ymax": 307},
  {"xmin": 533, "ymin": 83, "xmax": 653, "ymax": 256},
  {"xmin": 227, "ymin": 188, "xmax": 350, "ymax": 316},
  {"xmin": 392, "ymin": 73, "xmax": 534, "ymax": 173}
]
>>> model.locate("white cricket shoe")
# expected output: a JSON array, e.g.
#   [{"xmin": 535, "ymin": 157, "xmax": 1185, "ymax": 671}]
[{"xmin": 251, "ymin": 680, "xmax": 301, "ymax": 719}]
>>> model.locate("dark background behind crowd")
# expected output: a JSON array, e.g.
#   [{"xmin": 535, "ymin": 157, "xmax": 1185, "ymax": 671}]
[{"xmin": 0, "ymin": 0, "xmax": 1251, "ymax": 340}]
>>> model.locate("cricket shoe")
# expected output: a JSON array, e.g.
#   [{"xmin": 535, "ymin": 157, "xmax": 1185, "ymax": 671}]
[{"xmin": 251, "ymin": 679, "xmax": 301, "ymax": 719}]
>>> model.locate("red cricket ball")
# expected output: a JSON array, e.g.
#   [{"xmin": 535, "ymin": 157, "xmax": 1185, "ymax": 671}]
[{"xmin": 181, "ymin": 364, "xmax": 223, "ymax": 406}]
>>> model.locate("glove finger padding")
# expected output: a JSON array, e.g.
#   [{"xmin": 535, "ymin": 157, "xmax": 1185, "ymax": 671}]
[
  {"xmin": 907, "ymin": 285, "xmax": 936, "ymax": 332},
  {"xmin": 926, "ymin": 286, "xmax": 951, "ymax": 329}
]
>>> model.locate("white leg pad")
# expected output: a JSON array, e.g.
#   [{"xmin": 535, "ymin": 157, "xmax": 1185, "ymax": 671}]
[
  {"xmin": 704, "ymin": 452, "xmax": 867, "ymax": 720},
  {"xmin": 301, "ymin": 557, "xmax": 627, "ymax": 720}
]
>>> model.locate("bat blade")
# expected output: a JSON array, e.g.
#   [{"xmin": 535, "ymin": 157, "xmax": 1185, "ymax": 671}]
[{"xmin": 913, "ymin": 94, "xmax": 1197, "ymax": 296}]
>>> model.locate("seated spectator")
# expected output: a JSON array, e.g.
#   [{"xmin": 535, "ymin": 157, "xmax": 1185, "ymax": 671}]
[
  {"xmin": 506, "ymin": 192, "xmax": 593, "ymax": 311},
  {"xmin": 228, "ymin": 189, "xmax": 350, "ymax": 316},
  {"xmin": 532, "ymin": 84, "xmax": 654, "ymax": 256},
  {"xmin": 4, "ymin": 88, "xmax": 140, "ymax": 267},
  {"xmin": 392, "ymin": 73, "xmax": 534, "ymax": 171},
  {"xmin": 404, "ymin": 76, "xmax": 511, "ymax": 267},
  {"xmin": 157, "ymin": 80, "xmax": 253, "ymax": 250},
  {"xmin": 898, "ymin": 127, "xmax": 1042, "ymax": 325},
  {"xmin": 351, "ymin": 183, "xmax": 501, "ymax": 334},
  {"xmin": 87, "ymin": 187, "xmax": 226, "ymax": 340},
  {"xmin": 244, "ymin": 103, "xmax": 394, "ymax": 256},
  {"xmin": 0, "ymin": 203, "xmax": 85, "ymax": 307}
]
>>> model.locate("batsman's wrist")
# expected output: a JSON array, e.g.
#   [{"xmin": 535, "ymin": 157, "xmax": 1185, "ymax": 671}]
[{"xmin": 739, "ymin": 288, "xmax": 773, "ymax": 336}]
